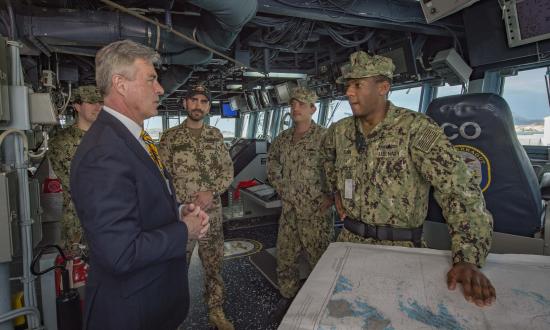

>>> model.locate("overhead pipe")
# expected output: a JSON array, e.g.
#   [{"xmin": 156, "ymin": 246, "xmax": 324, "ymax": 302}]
[
  {"xmin": 6, "ymin": 0, "xmax": 16, "ymax": 39},
  {"xmin": 99, "ymin": 0, "xmax": 257, "ymax": 66},
  {"xmin": 159, "ymin": 66, "xmax": 193, "ymax": 100},
  {"xmin": 16, "ymin": 0, "xmax": 257, "ymax": 94}
]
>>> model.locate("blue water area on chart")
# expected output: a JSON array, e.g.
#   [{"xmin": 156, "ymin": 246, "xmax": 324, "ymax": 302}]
[
  {"xmin": 333, "ymin": 275, "xmax": 353, "ymax": 293},
  {"xmin": 324, "ymin": 275, "xmax": 394, "ymax": 330},
  {"xmin": 398, "ymin": 299, "xmax": 465, "ymax": 330},
  {"xmin": 323, "ymin": 298, "xmax": 394, "ymax": 330},
  {"xmin": 512, "ymin": 289, "xmax": 550, "ymax": 307}
]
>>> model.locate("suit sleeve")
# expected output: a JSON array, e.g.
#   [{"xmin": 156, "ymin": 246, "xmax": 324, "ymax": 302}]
[
  {"xmin": 410, "ymin": 119, "xmax": 493, "ymax": 267},
  {"xmin": 71, "ymin": 144, "xmax": 188, "ymax": 276}
]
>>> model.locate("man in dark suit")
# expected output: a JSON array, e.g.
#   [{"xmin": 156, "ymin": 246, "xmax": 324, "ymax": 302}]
[{"xmin": 70, "ymin": 39, "xmax": 209, "ymax": 330}]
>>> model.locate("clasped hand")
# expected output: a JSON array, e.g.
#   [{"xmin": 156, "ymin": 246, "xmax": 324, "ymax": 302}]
[{"xmin": 180, "ymin": 203, "xmax": 209, "ymax": 240}]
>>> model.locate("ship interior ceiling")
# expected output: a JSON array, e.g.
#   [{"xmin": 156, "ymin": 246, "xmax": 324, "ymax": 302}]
[
  {"xmin": 3, "ymin": 0, "xmax": 550, "ymax": 329},
  {"xmin": 2, "ymin": 0, "xmax": 546, "ymax": 107},
  {"xmin": 1, "ymin": 0, "xmax": 487, "ymax": 113}
]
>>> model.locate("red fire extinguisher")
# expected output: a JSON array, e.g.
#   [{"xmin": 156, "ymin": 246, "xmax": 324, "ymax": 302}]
[
  {"xmin": 31, "ymin": 245, "xmax": 83, "ymax": 330},
  {"xmin": 54, "ymin": 255, "xmax": 88, "ymax": 295},
  {"xmin": 43, "ymin": 177, "xmax": 62, "ymax": 194}
]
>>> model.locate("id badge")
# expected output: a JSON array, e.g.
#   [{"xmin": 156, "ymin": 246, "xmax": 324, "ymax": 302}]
[{"xmin": 344, "ymin": 179, "xmax": 353, "ymax": 199}]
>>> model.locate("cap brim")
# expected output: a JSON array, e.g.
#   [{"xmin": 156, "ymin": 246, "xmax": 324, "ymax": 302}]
[{"xmin": 187, "ymin": 92, "xmax": 210, "ymax": 101}]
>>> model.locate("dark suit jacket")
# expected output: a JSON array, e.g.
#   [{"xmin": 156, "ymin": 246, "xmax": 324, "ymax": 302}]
[{"xmin": 71, "ymin": 110, "xmax": 189, "ymax": 330}]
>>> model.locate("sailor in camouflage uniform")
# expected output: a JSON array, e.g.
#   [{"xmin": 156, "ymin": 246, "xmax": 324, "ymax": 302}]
[
  {"xmin": 48, "ymin": 85, "xmax": 102, "ymax": 257},
  {"xmin": 267, "ymin": 87, "xmax": 334, "ymax": 318},
  {"xmin": 322, "ymin": 51, "xmax": 496, "ymax": 307},
  {"xmin": 158, "ymin": 85, "xmax": 234, "ymax": 330}
]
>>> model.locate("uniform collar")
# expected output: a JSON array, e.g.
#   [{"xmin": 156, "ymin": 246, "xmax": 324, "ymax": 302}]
[
  {"xmin": 182, "ymin": 119, "xmax": 208, "ymax": 135},
  {"xmin": 361, "ymin": 101, "xmax": 399, "ymax": 140},
  {"xmin": 289, "ymin": 120, "xmax": 319, "ymax": 139},
  {"xmin": 69, "ymin": 124, "xmax": 85, "ymax": 136}
]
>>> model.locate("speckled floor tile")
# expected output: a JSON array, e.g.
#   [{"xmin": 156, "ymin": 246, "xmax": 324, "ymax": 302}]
[{"xmin": 179, "ymin": 223, "xmax": 282, "ymax": 330}]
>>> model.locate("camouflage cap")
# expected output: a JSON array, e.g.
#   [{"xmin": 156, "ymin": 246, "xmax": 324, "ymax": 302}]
[
  {"xmin": 290, "ymin": 87, "xmax": 318, "ymax": 104},
  {"xmin": 71, "ymin": 85, "xmax": 102, "ymax": 104},
  {"xmin": 186, "ymin": 84, "xmax": 210, "ymax": 101},
  {"xmin": 336, "ymin": 51, "xmax": 395, "ymax": 84}
]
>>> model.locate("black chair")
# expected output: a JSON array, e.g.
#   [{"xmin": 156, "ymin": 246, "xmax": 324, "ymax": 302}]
[{"xmin": 425, "ymin": 93, "xmax": 543, "ymax": 237}]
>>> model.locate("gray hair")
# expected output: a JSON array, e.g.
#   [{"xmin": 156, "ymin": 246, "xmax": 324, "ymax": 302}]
[{"xmin": 95, "ymin": 39, "xmax": 161, "ymax": 96}]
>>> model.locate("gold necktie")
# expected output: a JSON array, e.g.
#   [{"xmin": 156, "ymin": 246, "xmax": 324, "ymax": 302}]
[{"xmin": 140, "ymin": 130, "xmax": 165, "ymax": 173}]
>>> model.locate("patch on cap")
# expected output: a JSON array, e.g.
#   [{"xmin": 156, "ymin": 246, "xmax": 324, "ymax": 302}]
[{"xmin": 336, "ymin": 51, "xmax": 395, "ymax": 84}]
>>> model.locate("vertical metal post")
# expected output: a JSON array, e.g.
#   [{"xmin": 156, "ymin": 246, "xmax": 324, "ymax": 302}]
[
  {"xmin": 270, "ymin": 108, "xmax": 281, "ymax": 138},
  {"xmin": 161, "ymin": 113, "xmax": 169, "ymax": 131},
  {"xmin": 4, "ymin": 41, "xmax": 40, "ymax": 329},
  {"xmin": 544, "ymin": 67, "xmax": 550, "ymax": 110},
  {"xmin": 482, "ymin": 71, "xmax": 504, "ymax": 94},
  {"xmin": 469, "ymin": 71, "xmax": 504, "ymax": 95},
  {"xmin": 419, "ymin": 82, "xmax": 435, "ymax": 113},
  {"xmin": 248, "ymin": 112, "xmax": 257, "ymax": 138},
  {"xmin": 235, "ymin": 115, "xmax": 243, "ymax": 138},
  {"xmin": 317, "ymin": 99, "xmax": 330, "ymax": 126},
  {"xmin": 261, "ymin": 110, "xmax": 269, "ymax": 137}
]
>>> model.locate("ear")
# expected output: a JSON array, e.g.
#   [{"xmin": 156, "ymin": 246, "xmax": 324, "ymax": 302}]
[
  {"xmin": 205, "ymin": 103, "xmax": 211, "ymax": 114},
  {"xmin": 111, "ymin": 74, "xmax": 127, "ymax": 97},
  {"xmin": 378, "ymin": 81, "xmax": 390, "ymax": 96},
  {"xmin": 310, "ymin": 104, "xmax": 317, "ymax": 115},
  {"xmin": 73, "ymin": 103, "xmax": 82, "ymax": 114}
]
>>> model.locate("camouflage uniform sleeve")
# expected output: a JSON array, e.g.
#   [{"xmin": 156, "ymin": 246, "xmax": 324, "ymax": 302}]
[
  {"xmin": 266, "ymin": 136, "xmax": 284, "ymax": 194},
  {"xmin": 48, "ymin": 135, "xmax": 70, "ymax": 188},
  {"xmin": 410, "ymin": 119, "xmax": 493, "ymax": 267},
  {"xmin": 158, "ymin": 131, "xmax": 174, "ymax": 174},
  {"xmin": 320, "ymin": 124, "xmax": 337, "ymax": 194},
  {"xmin": 204, "ymin": 133, "xmax": 233, "ymax": 194},
  {"xmin": 318, "ymin": 129, "xmax": 332, "ymax": 195}
]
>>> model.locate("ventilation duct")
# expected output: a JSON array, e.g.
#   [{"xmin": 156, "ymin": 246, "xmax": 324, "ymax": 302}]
[{"xmin": 11, "ymin": 0, "xmax": 257, "ymax": 95}]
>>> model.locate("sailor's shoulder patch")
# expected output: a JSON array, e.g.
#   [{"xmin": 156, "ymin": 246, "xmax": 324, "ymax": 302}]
[{"xmin": 413, "ymin": 126, "xmax": 440, "ymax": 153}]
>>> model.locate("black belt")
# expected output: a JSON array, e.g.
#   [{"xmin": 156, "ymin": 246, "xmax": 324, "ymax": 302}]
[{"xmin": 343, "ymin": 217, "xmax": 423, "ymax": 247}]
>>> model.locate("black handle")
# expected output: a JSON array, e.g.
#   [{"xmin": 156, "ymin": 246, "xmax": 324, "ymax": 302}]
[{"xmin": 30, "ymin": 244, "xmax": 67, "ymax": 276}]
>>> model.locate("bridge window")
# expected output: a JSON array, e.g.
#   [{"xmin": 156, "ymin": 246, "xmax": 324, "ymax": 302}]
[
  {"xmin": 264, "ymin": 110, "xmax": 275, "ymax": 139},
  {"xmin": 278, "ymin": 107, "xmax": 291, "ymax": 134},
  {"xmin": 168, "ymin": 115, "xmax": 185, "ymax": 128},
  {"xmin": 255, "ymin": 111, "xmax": 267, "ymax": 138},
  {"xmin": 389, "ymin": 86, "xmax": 422, "ymax": 111},
  {"xmin": 144, "ymin": 115, "xmax": 163, "ymax": 140},
  {"xmin": 326, "ymin": 100, "xmax": 352, "ymax": 126},
  {"xmin": 502, "ymin": 67, "xmax": 550, "ymax": 146},
  {"xmin": 313, "ymin": 102, "xmax": 321, "ymax": 123},
  {"xmin": 437, "ymin": 84, "xmax": 463, "ymax": 97},
  {"xmin": 240, "ymin": 113, "xmax": 251, "ymax": 138},
  {"xmin": 210, "ymin": 115, "xmax": 236, "ymax": 138}
]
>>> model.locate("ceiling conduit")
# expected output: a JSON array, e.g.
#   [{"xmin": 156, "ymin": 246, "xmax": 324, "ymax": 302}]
[{"xmin": 12, "ymin": 0, "xmax": 257, "ymax": 96}]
